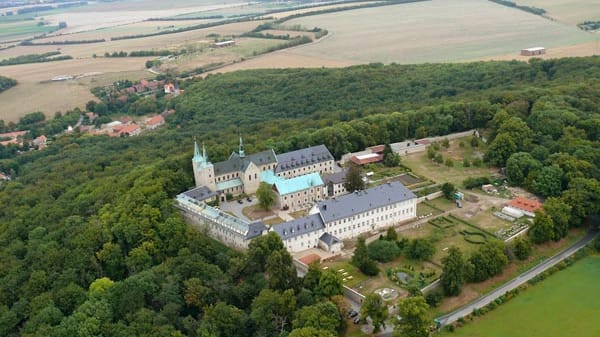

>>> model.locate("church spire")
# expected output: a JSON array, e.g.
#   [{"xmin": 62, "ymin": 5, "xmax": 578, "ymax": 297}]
[
  {"xmin": 239, "ymin": 135, "xmax": 245, "ymax": 158},
  {"xmin": 193, "ymin": 139, "xmax": 201, "ymax": 162},
  {"xmin": 202, "ymin": 142, "xmax": 207, "ymax": 162}
]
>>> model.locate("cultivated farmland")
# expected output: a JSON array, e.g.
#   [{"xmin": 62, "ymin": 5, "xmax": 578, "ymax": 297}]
[
  {"xmin": 517, "ymin": 0, "xmax": 600, "ymax": 25},
  {"xmin": 442, "ymin": 255, "xmax": 600, "ymax": 337},
  {"xmin": 279, "ymin": 0, "xmax": 595, "ymax": 64}
]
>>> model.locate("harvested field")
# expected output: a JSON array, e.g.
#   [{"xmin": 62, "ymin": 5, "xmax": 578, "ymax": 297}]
[
  {"xmin": 269, "ymin": 1, "xmax": 380, "ymax": 19},
  {"xmin": 0, "ymin": 58, "xmax": 149, "ymax": 121},
  {"xmin": 0, "ymin": 20, "xmax": 266, "ymax": 60},
  {"xmin": 43, "ymin": 1, "xmax": 249, "ymax": 34},
  {"xmin": 207, "ymin": 49, "xmax": 355, "ymax": 74},
  {"xmin": 280, "ymin": 0, "xmax": 595, "ymax": 64},
  {"xmin": 478, "ymin": 40, "xmax": 600, "ymax": 62},
  {"xmin": 517, "ymin": 0, "xmax": 600, "ymax": 25}
]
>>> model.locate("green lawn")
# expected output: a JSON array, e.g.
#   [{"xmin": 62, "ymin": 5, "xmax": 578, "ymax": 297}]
[{"xmin": 441, "ymin": 255, "xmax": 600, "ymax": 337}]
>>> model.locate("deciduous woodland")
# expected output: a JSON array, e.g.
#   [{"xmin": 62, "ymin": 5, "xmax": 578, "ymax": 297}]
[{"xmin": 0, "ymin": 57, "xmax": 599, "ymax": 336}]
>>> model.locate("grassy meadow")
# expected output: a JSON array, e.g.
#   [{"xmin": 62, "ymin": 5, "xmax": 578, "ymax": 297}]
[{"xmin": 440, "ymin": 255, "xmax": 600, "ymax": 337}]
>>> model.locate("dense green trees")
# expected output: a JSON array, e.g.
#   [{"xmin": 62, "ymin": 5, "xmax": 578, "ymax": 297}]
[
  {"xmin": 468, "ymin": 241, "xmax": 508, "ymax": 282},
  {"xmin": 360, "ymin": 293, "xmax": 388, "ymax": 333},
  {"xmin": 351, "ymin": 237, "xmax": 379, "ymax": 276},
  {"xmin": 441, "ymin": 247, "xmax": 470, "ymax": 296},
  {"xmin": 0, "ymin": 56, "xmax": 599, "ymax": 336},
  {"xmin": 395, "ymin": 296, "xmax": 430, "ymax": 337},
  {"xmin": 344, "ymin": 163, "xmax": 365, "ymax": 192}
]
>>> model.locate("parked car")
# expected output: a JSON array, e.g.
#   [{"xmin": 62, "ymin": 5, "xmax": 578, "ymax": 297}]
[
  {"xmin": 237, "ymin": 199, "xmax": 243, "ymax": 204},
  {"xmin": 353, "ymin": 317, "xmax": 360, "ymax": 324},
  {"xmin": 347, "ymin": 309, "xmax": 358, "ymax": 318},
  {"xmin": 246, "ymin": 197, "xmax": 252, "ymax": 202}
]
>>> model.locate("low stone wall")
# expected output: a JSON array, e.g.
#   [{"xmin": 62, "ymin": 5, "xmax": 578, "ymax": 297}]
[{"xmin": 417, "ymin": 191, "xmax": 443, "ymax": 203}]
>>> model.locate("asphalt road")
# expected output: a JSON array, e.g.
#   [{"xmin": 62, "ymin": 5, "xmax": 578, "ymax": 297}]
[{"xmin": 435, "ymin": 229, "xmax": 599, "ymax": 326}]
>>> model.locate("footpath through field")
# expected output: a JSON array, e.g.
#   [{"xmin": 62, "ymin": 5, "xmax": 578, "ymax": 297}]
[{"xmin": 435, "ymin": 229, "xmax": 599, "ymax": 326}]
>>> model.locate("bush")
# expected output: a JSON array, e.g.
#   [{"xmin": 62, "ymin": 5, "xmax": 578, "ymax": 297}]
[
  {"xmin": 425, "ymin": 291, "xmax": 442, "ymax": 307},
  {"xmin": 512, "ymin": 237, "xmax": 532, "ymax": 260},
  {"xmin": 404, "ymin": 238, "xmax": 435, "ymax": 260},
  {"xmin": 462, "ymin": 176, "xmax": 491, "ymax": 189},
  {"xmin": 368, "ymin": 240, "xmax": 401, "ymax": 262}
]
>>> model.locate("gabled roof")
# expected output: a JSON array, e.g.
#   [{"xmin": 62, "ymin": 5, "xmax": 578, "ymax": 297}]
[
  {"xmin": 275, "ymin": 145, "xmax": 334, "ymax": 173},
  {"xmin": 508, "ymin": 197, "xmax": 542, "ymax": 213},
  {"xmin": 319, "ymin": 232, "xmax": 341, "ymax": 246},
  {"xmin": 247, "ymin": 221, "xmax": 267, "ymax": 239},
  {"xmin": 214, "ymin": 149, "xmax": 277, "ymax": 176},
  {"xmin": 183, "ymin": 186, "xmax": 217, "ymax": 202},
  {"xmin": 322, "ymin": 169, "xmax": 347, "ymax": 185},
  {"xmin": 147, "ymin": 115, "xmax": 164, "ymax": 126},
  {"xmin": 317, "ymin": 181, "xmax": 416, "ymax": 223},
  {"xmin": 272, "ymin": 213, "xmax": 325, "ymax": 240},
  {"xmin": 274, "ymin": 172, "xmax": 324, "ymax": 196}
]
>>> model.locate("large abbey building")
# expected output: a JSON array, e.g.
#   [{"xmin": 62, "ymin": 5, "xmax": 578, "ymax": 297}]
[
  {"xmin": 178, "ymin": 139, "xmax": 417, "ymax": 252},
  {"xmin": 192, "ymin": 138, "xmax": 335, "ymax": 204}
]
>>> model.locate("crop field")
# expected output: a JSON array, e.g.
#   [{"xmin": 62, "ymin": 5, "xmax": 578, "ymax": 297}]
[
  {"xmin": 278, "ymin": 0, "xmax": 595, "ymax": 64},
  {"xmin": 0, "ymin": 21, "xmax": 58, "ymax": 43},
  {"xmin": 441, "ymin": 255, "xmax": 600, "ymax": 337},
  {"xmin": 0, "ymin": 58, "xmax": 149, "ymax": 122},
  {"xmin": 517, "ymin": 0, "xmax": 600, "ymax": 25}
]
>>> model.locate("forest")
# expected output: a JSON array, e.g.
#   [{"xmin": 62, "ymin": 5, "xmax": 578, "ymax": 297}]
[{"xmin": 0, "ymin": 56, "xmax": 599, "ymax": 336}]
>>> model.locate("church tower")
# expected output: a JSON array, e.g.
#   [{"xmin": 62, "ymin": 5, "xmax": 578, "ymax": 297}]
[
  {"xmin": 192, "ymin": 141, "xmax": 216, "ymax": 190},
  {"xmin": 239, "ymin": 136, "xmax": 245, "ymax": 158}
]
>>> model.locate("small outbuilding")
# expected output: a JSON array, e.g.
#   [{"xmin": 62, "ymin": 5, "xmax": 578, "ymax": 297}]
[{"xmin": 521, "ymin": 47, "xmax": 546, "ymax": 56}]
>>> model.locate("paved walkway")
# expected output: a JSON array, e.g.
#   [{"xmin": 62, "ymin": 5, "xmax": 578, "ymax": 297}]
[{"xmin": 435, "ymin": 229, "xmax": 599, "ymax": 326}]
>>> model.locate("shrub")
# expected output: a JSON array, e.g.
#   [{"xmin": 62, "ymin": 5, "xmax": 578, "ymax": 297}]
[
  {"xmin": 425, "ymin": 292, "xmax": 442, "ymax": 307},
  {"xmin": 368, "ymin": 240, "xmax": 401, "ymax": 263}
]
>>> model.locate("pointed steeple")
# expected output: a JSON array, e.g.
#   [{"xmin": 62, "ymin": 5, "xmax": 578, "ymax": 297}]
[
  {"xmin": 239, "ymin": 135, "xmax": 245, "ymax": 158},
  {"xmin": 193, "ymin": 139, "xmax": 201, "ymax": 162},
  {"xmin": 202, "ymin": 142, "xmax": 208, "ymax": 162}
]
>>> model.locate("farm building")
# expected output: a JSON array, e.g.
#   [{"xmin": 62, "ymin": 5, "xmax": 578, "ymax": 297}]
[
  {"xmin": 213, "ymin": 40, "xmax": 236, "ymax": 48},
  {"xmin": 351, "ymin": 153, "xmax": 383, "ymax": 165},
  {"xmin": 146, "ymin": 115, "xmax": 165, "ymax": 130},
  {"xmin": 504, "ymin": 197, "xmax": 542, "ymax": 218},
  {"xmin": 521, "ymin": 47, "xmax": 546, "ymax": 56}
]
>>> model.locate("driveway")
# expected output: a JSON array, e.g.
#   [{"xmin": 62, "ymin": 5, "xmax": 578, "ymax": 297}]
[{"xmin": 219, "ymin": 197, "xmax": 257, "ymax": 221}]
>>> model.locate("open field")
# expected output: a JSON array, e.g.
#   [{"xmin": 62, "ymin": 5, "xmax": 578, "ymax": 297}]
[
  {"xmin": 402, "ymin": 137, "xmax": 494, "ymax": 187},
  {"xmin": 0, "ymin": 58, "xmax": 149, "ymax": 121},
  {"xmin": 0, "ymin": 21, "xmax": 58, "ymax": 43},
  {"xmin": 42, "ymin": 1, "xmax": 249, "ymax": 34},
  {"xmin": 481, "ymin": 40, "xmax": 600, "ymax": 62},
  {"xmin": 275, "ymin": 0, "xmax": 596, "ymax": 64},
  {"xmin": 518, "ymin": 0, "xmax": 600, "ymax": 25},
  {"xmin": 440, "ymin": 255, "xmax": 600, "ymax": 337},
  {"xmin": 0, "ymin": 20, "xmax": 266, "ymax": 60}
]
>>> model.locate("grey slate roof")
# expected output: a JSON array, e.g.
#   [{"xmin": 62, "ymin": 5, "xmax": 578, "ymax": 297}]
[
  {"xmin": 317, "ymin": 181, "xmax": 416, "ymax": 223},
  {"xmin": 213, "ymin": 149, "xmax": 277, "ymax": 175},
  {"xmin": 182, "ymin": 186, "xmax": 217, "ymax": 202},
  {"xmin": 272, "ymin": 213, "xmax": 324, "ymax": 240},
  {"xmin": 322, "ymin": 169, "xmax": 347, "ymax": 185},
  {"xmin": 275, "ymin": 145, "xmax": 334, "ymax": 173},
  {"xmin": 246, "ymin": 221, "xmax": 268, "ymax": 239},
  {"xmin": 319, "ymin": 232, "xmax": 341, "ymax": 246}
]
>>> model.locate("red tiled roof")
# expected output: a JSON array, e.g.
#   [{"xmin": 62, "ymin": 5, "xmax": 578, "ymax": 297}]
[
  {"xmin": 119, "ymin": 124, "xmax": 140, "ymax": 135},
  {"xmin": 351, "ymin": 153, "xmax": 383, "ymax": 165},
  {"xmin": 508, "ymin": 197, "xmax": 542, "ymax": 213},
  {"xmin": 416, "ymin": 139, "xmax": 430, "ymax": 145},
  {"xmin": 299, "ymin": 254, "xmax": 321, "ymax": 265},
  {"xmin": 368, "ymin": 145, "xmax": 386, "ymax": 153},
  {"xmin": 146, "ymin": 115, "xmax": 164, "ymax": 126}
]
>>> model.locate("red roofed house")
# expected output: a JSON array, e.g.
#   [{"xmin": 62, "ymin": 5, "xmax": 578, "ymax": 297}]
[
  {"xmin": 164, "ymin": 83, "xmax": 176, "ymax": 94},
  {"xmin": 351, "ymin": 153, "xmax": 383, "ymax": 165},
  {"xmin": 146, "ymin": 115, "xmax": 165, "ymax": 130},
  {"xmin": 32, "ymin": 135, "xmax": 47, "ymax": 149},
  {"xmin": 118, "ymin": 124, "xmax": 141, "ymax": 137},
  {"xmin": 504, "ymin": 197, "xmax": 542, "ymax": 218},
  {"xmin": 367, "ymin": 144, "xmax": 385, "ymax": 154}
]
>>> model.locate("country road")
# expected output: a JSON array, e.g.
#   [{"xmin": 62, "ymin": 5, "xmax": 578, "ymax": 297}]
[{"xmin": 435, "ymin": 229, "xmax": 599, "ymax": 326}]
